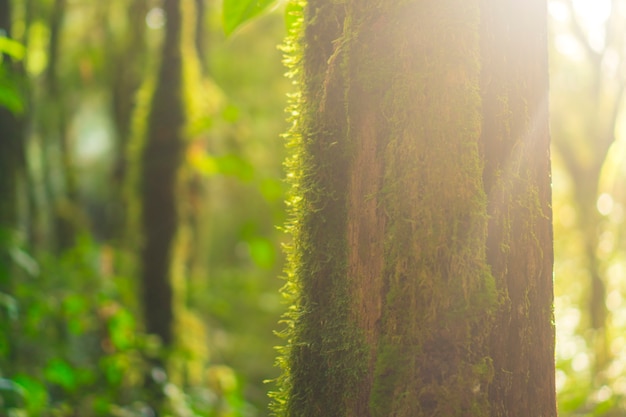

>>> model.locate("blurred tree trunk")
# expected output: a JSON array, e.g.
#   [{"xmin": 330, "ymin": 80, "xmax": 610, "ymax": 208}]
[
  {"xmin": 106, "ymin": 0, "xmax": 149, "ymax": 241},
  {"xmin": 39, "ymin": 0, "xmax": 80, "ymax": 251},
  {"xmin": 0, "ymin": 0, "xmax": 27, "ymax": 372},
  {"xmin": 275, "ymin": 0, "xmax": 555, "ymax": 416},
  {"xmin": 140, "ymin": 0, "xmax": 184, "ymax": 350},
  {"xmin": 0, "ymin": 0, "xmax": 24, "ymax": 232}
]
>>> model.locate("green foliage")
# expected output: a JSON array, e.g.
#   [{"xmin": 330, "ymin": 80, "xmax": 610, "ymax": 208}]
[
  {"xmin": 0, "ymin": 37, "xmax": 25, "ymax": 115},
  {"xmin": 222, "ymin": 0, "xmax": 277, "ymax": 35},
  {"xmin": 0, "ymin": 65, "xmax": 24, "ymax": 115},
  {"xmin": 0, "ymin": 233, "xmax": 255, "ymax": 416},
  {"xmin": 0, "ymin": 37, "xmax": 26, "ymax": 60}
]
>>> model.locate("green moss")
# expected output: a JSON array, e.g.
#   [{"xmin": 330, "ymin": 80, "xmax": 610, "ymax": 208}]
[{"xmin": 272, "ymin": 0, "xmax": 371, "ymax": 414}]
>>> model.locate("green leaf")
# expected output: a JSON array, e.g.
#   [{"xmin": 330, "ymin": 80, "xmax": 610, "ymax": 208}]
[
  {"xmin": 260, "ymin": 178, "xmax": 284, "ymax": 203},
  {"xmin": 108, "ymin": 308, "xmax": 135, "ymax": 350},
  {"xmin": 0, "ymin": 37, "xmax": 25, "ymax": 60},
  {"xmin": 0, "ymin": 292, "xmax": 18, "ymax": 320},
  {"xmin": 12, "ymin": 375, "xmax": 48, "ymax": 414},
  {"xmin": 222, "ymin": 0, "xmax": 276, "ymax": 35},
  {"xmin": 0, "ymin": 81, "xmax": 24, "ymax": 115},
  {"xmin": 215, "ymin": 154, "xmax": 254, "ymax": 181},
  {"xmin": 248, "ymin": 237, "xmax": 276, "ymax": 269},
  {"xmin": 0, "ymin": 67, "xmax": 24, "ymax": 115},
  {"xmin": 9, "ymin": 248, "xmax": 39, "ymax": 276},
  {"xmin": 0, "ymin": 376, "xmax": 25, "ymax": 396},
  {"xmin": 44, "ymin": 359, "xmax": 77, "ymax": 392}
]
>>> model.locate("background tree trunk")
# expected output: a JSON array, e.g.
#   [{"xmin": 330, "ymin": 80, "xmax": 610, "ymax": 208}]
[
  {"xmin": 0, "ymin": 0, "xmax": 23, "ymax": 232},
  {"xmin": 140, "ymin": 0, "xmax": 184, "ymax": 349},
  {"xmin": 275, "ymin": 0, "xmax": 555, "ymax": 416}
]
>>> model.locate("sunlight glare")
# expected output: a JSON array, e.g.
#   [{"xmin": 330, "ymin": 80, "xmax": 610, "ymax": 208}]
[
  {"xmin": 554, "ymin": 33, "xmax": 584, "ymax": 60},
  {"xmin": 597, "ymin": 193, "xmax": 614, "ymax": 216},
  {"xmin": 611, "ymin": 337, "xmax": 625, "ymax": 357},
  {"xmin": 573, "ymin": 0, "xmax": 611, "ymax": 51},
  {"xmin": 555, "ymin": 370, "xmax": 567, "ymax": 391},
  {"xmin": 606, "ymin": 290, "xmax": 623, "ymax": 312},
  {"xmin": 146, "ymin": 7, "xmax": 165, "ymax": 30},
  {"xmin": 593, "ymin": 386, "xmax": 613, "ymax": 403},
  {"xmin": 572, "ymin": 0, "xmax": 612, "ymax": 25},
  {"xmin": 548, "ymin": 1, "xmax": 569, "ymax": 22},
  {"xmin": 571, "ymin": 352, "xmax": 590, "ymax": 372},
  {"xmin": 607, "ymin": 262, "xmax": 625, "ymax": 286},
  {"xmin": 614, "ymin": 377, "xmax": 626, "ymax": 395},
  {"xmin": 597, "ymin": 230, "xmax": 615, "ymax": 257},
  {"xmin": 602, "ymin": 48, "xmax": 621, "ymax": 78}
]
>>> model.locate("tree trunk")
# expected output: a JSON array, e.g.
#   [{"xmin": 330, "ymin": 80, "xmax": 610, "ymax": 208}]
[
  {"xmin": 0, "ymin": 0, "xmax": 22, "ymax": 231},
  {"xmin": 275, "ymin": 0, "xmax": 555, "ymax": 416},
  {"xmin": 107, "ymin": 0, "xmax": 149, "ymax": 242},
  {"xmin": 140, "ymin": 0, "xmax": 184, "ymax": 348}
]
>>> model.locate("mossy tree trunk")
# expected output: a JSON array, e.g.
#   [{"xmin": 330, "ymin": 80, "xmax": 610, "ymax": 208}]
[
  {"xmin": 140, "ymin": 0, "xmax": 184, "ymax": 349},
  {"xmin": 275, "ymin": 0, "xmax": 555, "ymax": 416}
]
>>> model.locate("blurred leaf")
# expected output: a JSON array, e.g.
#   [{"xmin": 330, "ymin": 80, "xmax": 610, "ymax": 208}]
[
  {"xmin": 592, "ymin": 397, "xmax": 616, "ymax": 416},
  {"xmin": 558, "ymin": 384, "xmax": 589, "ymax": 414},
  {"xmin": 216, "ymin": 154, "xmax": 255, "ymax": 181},
  {"xmin": 108, "ymin": 308, "xmax": 135, "ymax": 350},
  {"xmin": 0, "ymin": 389, "xmax": 24, "ymax": 412},
  {"xmin": 222, "ymin": 0, "xmax": 276, "ymax": 35},
  {"xmin": 248, "ymin": 237, "xmax": 276, "ymax": 269},
  {"xmin": 222, "ymin": 103, "xmax": 240, "ymax": 123},
  {"xmin": 0, "ymin": 37, "xmax": 25, "ymax": 60},
  {"xmin": 190, "ymin": 151, "xmax": 255, "ymax": 181},
  {"xmin": 11, "ymin": 375, "xmax": 48, "ymax": 414},
  {"xmin": 0, "ymin": 292, "xmax": 18, "ymax": 320},
  {"xmin": 0, "ymin": 376, "xmax": 25, "ymax": 396},
  {"xmin": 0, "ymin": 72, "xmax": 24, "ymax": 115},
  {"xmin": 9, "ymin": 247, "xmax": 39, "ymax": 276},
  {"xmin": 0, "ymin": 39, "xmax": 25, "ymax": 115},
  {"xmin": 63, "ymin": 294, "xmax": 91, "ymax": 334},
  {"xmin": 189, "ymin": 149, "xmax": 219, "ymax": 176},
  {"xmin": 100, "ymin": 356, "xmax": 123, "ymax": 385},
  {"xmin": 260, "ymin": 178, "xmax": 284, "ymax": 203},
  {"xmin": 44, "ymin": 359, "xmax": 77, "ymax": 391},
  {"xmin": 92, "ymin": 396, "xmax": 111, "ymax": 415},
  {"xmin": 63, "ymin": 294, "xmax": 87, "ymax": 316}
]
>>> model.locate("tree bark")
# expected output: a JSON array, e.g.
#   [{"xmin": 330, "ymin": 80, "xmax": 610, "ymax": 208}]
[
  {"xmin": 480, "ymin": 2, "xmax": 555, "ymax": 415},
  {"xmin": 275, "ymin": 0, "xmax": 555, "ymax": 416},
  {"xmin": 140, "ymin": 0, "xmax": 184, "ymax": 348}
]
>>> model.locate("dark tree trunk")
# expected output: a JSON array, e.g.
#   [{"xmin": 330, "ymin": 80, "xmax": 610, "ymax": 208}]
[
  {"xmin": 107, "ymin": 0, "xmax": 149, "ymax": 241},
  {"xmin": 0, "ymin": 0, "xmax": 22, "ymax": 232},
  {"xmin": 140, "ymin": 0, "xmax": 184, "ymax": 349}
]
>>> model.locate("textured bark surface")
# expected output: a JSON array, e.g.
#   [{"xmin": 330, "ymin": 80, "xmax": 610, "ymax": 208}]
[
  {"xmin": 140, "ymin": 0, "xmax": 184, "ymax": 347},
  {"xmin": 481, "ymin": 2, "xmax": 556, "ymax": 416},
  {"xmin": 276, "ymin": 0, "xmax": 555, "ymax": 416}
]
